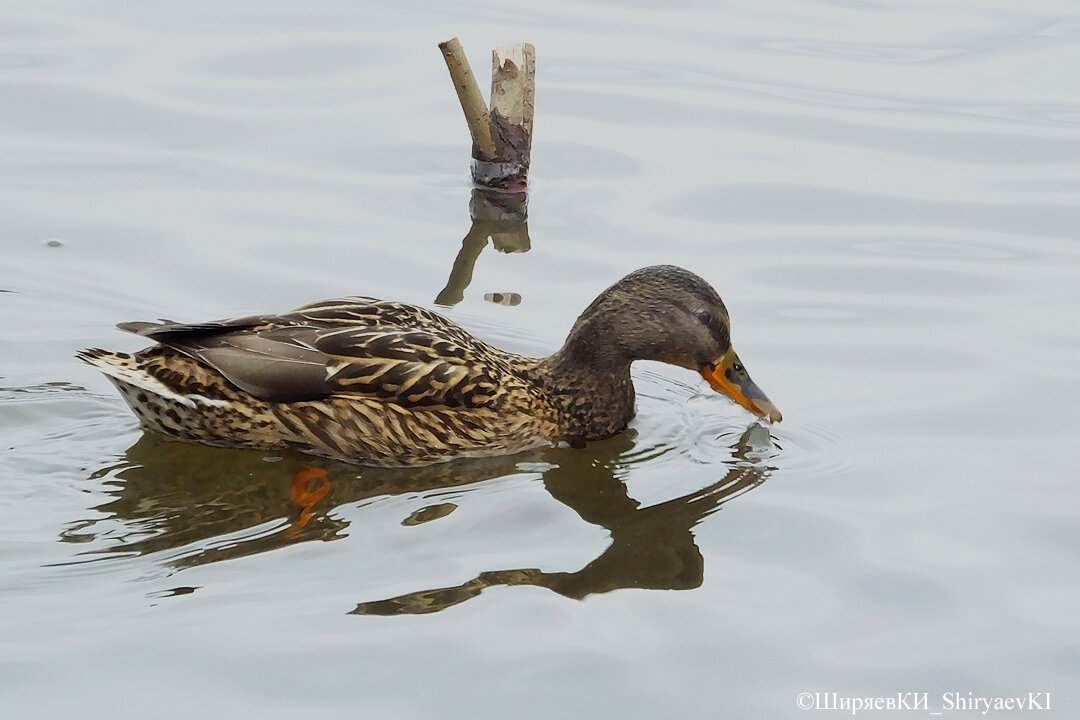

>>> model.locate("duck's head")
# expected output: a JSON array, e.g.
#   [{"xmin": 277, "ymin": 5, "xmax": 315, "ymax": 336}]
[{"xmin": 571, "ymin": 265, "xmax": 782, "ymax": 423}]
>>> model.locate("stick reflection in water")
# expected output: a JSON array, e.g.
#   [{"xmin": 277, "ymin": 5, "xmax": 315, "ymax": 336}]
[{"xmin": 435, "ymin": 189, "xmax": 530, "ymax": 307}]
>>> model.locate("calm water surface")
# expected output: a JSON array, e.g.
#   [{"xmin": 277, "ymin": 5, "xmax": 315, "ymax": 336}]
[{"xmin": 2, "ymin": 1, "xmax": 1079, "ymax": 717}]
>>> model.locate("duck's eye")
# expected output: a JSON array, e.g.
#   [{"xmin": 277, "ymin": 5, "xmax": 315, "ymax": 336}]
[
  {"xmin": 696, "ymin": 311, "xmax": 713, "ymax": 325},
  {"xmin": 733, "ymin": 361, "xmax": 745, "ymax": 375}
]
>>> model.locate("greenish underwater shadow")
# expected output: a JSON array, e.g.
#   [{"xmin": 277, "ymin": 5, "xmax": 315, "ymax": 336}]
[{"xmin": 65, "ymin": 425, "xmax": 775, "ymax": 614}]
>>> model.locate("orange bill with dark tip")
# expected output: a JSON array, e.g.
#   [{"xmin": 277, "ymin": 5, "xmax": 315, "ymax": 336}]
[{"xmin": 699, "ymin": 348, "xmax": 782, "ymax": 423}]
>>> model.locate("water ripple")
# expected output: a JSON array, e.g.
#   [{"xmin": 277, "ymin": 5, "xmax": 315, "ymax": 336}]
[{"xmin": 763, "ymin": 40, "xmax": 963, "ymax": 64}]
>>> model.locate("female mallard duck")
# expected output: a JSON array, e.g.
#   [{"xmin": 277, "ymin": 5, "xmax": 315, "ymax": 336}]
[{"xmin": 78, "ymin": 265, "xmax": 781, "ymax": 466}]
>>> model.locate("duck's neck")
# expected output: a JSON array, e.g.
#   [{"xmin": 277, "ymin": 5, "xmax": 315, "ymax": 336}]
[{"xmin": 531, "ymin": 320, "xmax": 637, "ymax": 442}]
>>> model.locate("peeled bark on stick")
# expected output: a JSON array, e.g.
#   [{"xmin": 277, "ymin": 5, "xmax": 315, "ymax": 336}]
[{"xmin": 489, "ymin": 43, "xmax": 535, "ymax": 167}]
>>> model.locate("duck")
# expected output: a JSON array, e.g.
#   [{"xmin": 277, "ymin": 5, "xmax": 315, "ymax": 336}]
[{"xmin": 77, "ymin": 265, "xmax": 781, "ymax": 467}]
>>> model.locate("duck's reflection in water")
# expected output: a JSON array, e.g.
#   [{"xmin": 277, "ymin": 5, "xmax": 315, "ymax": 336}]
[
  {"xmin": 66, "ymin": 435, "xmax": 539, "ymax": 569},
  {"xmin": 67, "ymin": 426, "xmax": 773, "ymax": 611},
  {"xmin": 351, "ymin": 426, "xmax": 773, "ymax": 614}
]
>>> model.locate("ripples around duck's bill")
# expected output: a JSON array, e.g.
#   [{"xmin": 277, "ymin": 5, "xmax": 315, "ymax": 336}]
[{"xmin": 630, "ymin": 367, "xmax": 849, "ymax": 482}]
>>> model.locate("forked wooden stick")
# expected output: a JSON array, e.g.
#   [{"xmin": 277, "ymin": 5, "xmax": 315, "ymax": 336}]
[{"xmin": 439, "ymin": 38, "xmax": 536, "ymax": 189}]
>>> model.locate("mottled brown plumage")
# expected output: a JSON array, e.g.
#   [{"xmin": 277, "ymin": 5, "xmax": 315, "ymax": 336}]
[{"xmin": 78, "ymin": 266, "xmax": 780, "ymax": 466}]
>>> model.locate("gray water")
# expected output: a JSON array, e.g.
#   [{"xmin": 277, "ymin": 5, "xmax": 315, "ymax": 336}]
[{"xmin": 3, "ymin": 1, "xmax": 1079, "ymax": 717}]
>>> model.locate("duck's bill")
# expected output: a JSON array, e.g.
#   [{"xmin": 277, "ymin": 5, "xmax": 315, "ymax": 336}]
[{"xmin": 699, "ymin": 349, "xmax": 783, "ymax": 423}]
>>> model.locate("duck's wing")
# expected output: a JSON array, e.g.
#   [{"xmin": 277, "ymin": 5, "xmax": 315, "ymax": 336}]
[
  {"xmin": 313, "ymin": 325, "xmax": 503, "ymax": 408},
  {"xmin": 118, "ymin": 299, "xmax": 507, "ymax": 407}
]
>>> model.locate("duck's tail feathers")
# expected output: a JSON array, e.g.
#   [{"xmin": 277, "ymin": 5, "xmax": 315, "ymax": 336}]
[{"xmin": 76, "ymin": 348, "xmax": 226, "ymax": 409}]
